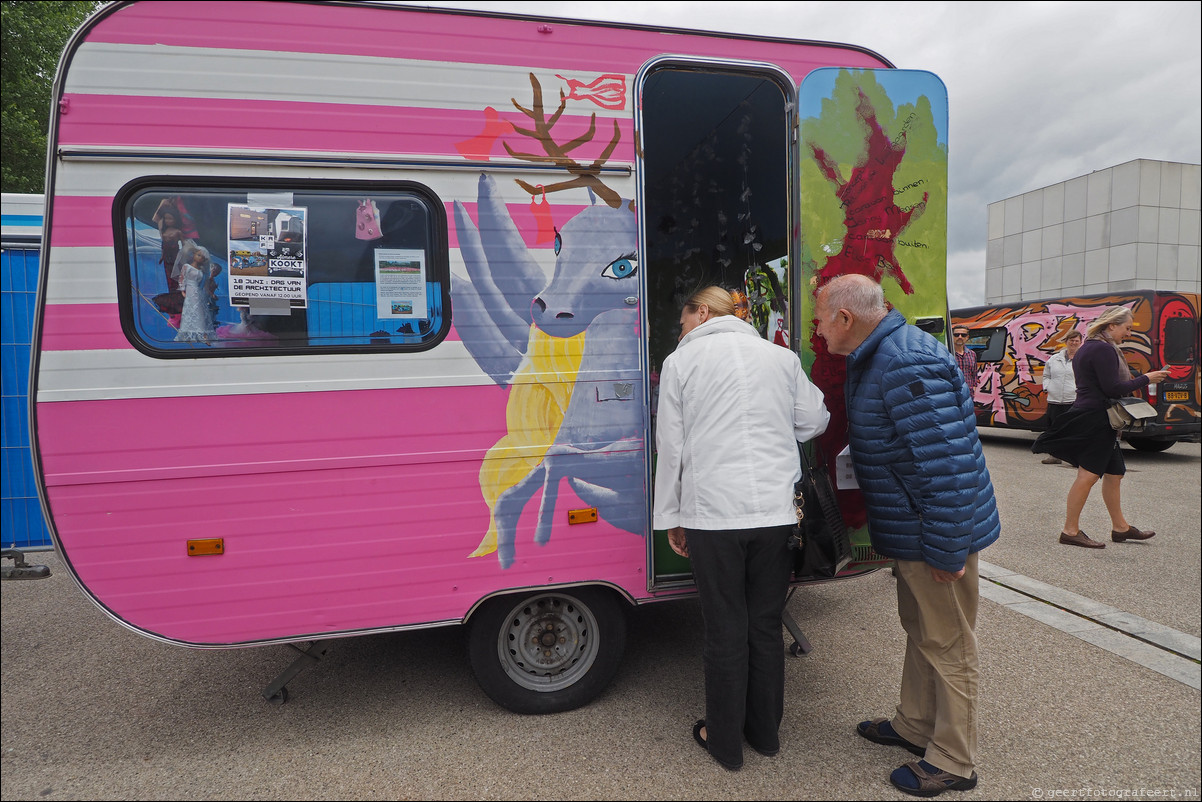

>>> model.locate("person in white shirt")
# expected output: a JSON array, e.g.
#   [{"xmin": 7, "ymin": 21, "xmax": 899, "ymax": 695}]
[
  {"xmin": 1040, "ymin": 330, "xmax": 1082, "ymax": 464},
  {"xmin": 653, "ymin": 285, "xmax": 829, "ymax": 771}
]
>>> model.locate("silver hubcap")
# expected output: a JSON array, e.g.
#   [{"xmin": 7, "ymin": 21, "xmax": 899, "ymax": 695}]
[{"xmin": 496, "ymin": 592, "xmax": 599, "ymax": 692}]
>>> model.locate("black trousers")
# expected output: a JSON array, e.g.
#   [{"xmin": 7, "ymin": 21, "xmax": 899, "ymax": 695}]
[
  {"xmin": 1046, "ymin": 401, "xmax": 1073, "ymax": 429},
  {"xmin": 686, "ymin": 524, "xmax": 793, "ymax": 767}
]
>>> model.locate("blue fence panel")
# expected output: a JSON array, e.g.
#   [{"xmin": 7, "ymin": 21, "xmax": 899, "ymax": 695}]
[{"xmin": 1, "ymin": 245, "xmax": 53, "ymax": 550}]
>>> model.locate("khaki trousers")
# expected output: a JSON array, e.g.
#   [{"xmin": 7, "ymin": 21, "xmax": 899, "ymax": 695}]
[{"xmin": 889, "ymin": 554, "xmax": 980, "ymax": 779}]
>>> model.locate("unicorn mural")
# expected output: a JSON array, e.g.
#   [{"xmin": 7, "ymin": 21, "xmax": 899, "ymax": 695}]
[{"xmin": 453, "ymin": 174, "xmax": 644, "ymax": 569}]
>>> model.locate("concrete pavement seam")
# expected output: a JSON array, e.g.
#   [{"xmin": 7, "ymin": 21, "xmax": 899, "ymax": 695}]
[
  {"xmin": 979, "ymin": 560, "xmax": 1202, "ymax": 660},
  {"xmin": 977, "ymin": 562, "xmax": 1201, "ymax": 691}
]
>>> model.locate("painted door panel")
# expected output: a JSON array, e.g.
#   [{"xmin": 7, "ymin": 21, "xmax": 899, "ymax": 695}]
[{"xmin": 798, "ymin": 68, "xmax": 949, "ymax": 562}]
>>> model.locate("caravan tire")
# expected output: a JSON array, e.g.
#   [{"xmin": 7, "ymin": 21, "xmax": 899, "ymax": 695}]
[{"xmin": 467, "ymin": 587, "xmax": 627, "ymax": 714}]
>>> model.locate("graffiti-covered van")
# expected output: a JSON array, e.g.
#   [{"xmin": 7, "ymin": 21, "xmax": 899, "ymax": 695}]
[
  {"xmin": 952, "ymin": 291, "xmax": 1201, "ymax": 451},
  {"xmin": 30, "ymin": 0, "xmax": 949, "ymax": 711}
]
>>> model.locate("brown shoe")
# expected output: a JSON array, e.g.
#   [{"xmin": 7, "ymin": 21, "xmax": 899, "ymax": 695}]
[
  {"xmin": 1060, "ymin": 531, "xmax": 1105, "ymax": 549},
  {"xmin": 890, "ymin": 760, "xmax": 978, "ymax": 796},
  {"xmin": 1041, "ymin": 456, "xmax": 1062, "ymax": 464},
  {"xmin": 1112, "ymin": 526, "xmax": 1155, "ymax": 542},
  {"xmin": 857, "ymin": 718, "xmax": 925, "ymax": 757}
]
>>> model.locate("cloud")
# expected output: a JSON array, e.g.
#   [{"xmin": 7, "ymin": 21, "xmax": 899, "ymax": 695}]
[{"xmin": 403, "ymin": 1, "xmax": 1201, "ymax": 304}]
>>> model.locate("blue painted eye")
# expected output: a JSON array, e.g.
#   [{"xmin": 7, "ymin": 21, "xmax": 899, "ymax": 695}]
[
  {"xmin": 602, "ymin": 257, "xmax": 637, "ymax": 280},
  {"xmin": 554, "ymin": 230, "xmax": 562, "ymax": 256}
]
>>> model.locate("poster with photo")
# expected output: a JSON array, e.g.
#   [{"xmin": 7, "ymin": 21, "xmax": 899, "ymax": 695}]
[
  {"xmin": 375, "ymin": 249, "xmax": 428, "ymax": 319},
  {"xmin": 227, "ymin": 202, "xmax": 308, "ymax": 307}
]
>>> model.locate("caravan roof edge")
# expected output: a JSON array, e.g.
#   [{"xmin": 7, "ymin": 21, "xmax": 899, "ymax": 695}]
[{"xmin": 266, "ymin": 0, "xmax": 898, "ymax": 69}]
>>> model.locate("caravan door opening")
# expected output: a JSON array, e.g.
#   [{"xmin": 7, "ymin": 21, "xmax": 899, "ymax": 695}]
[{"xmin": 640, "ymin": 64, "xmax": 793, "ymax": 584}]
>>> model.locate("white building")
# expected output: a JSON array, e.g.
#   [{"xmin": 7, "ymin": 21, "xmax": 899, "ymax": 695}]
[{"xmin": 985, "ymin": 159, "xmax": 1201, "ymax": 304}]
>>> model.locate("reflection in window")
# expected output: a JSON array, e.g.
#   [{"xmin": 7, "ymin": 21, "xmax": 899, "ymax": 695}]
[
  {"xmin": 119, "ymin": 184, "xmax": 449, "ymax": 355},
  {"xmin": 1164, "ymin": 317, "xmax": 1196, "ymax": 366},
  {"xmin": 966, "ymin": 328, "xmax": 1006, "ymax": 363}
]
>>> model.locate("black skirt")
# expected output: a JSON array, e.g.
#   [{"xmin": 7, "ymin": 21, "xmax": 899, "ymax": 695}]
[{"xmin": 1032, "ymin": 407, "xmax": 1125, "ymax": 476}]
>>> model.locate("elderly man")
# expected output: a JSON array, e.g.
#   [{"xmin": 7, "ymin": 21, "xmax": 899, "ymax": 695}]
[{"xmin": 814, "ymin": 274, "xmax": 1001, "ymax": 798}]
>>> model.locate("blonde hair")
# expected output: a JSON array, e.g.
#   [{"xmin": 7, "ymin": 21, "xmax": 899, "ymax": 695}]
[
  {"xmin": 1086, "ymin": 307, "xmax": 1132, "ymax": 340},
  {"xmin": 684, "ymin": 286, "xmax": 737, "ymax": 317}
]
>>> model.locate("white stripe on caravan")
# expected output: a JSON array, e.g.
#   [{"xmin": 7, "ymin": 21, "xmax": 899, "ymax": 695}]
[
  {"xmin": 45, "ymin": 164, "xmax": 576, "ymax": 305},
  {"xmin": 52, "ymin": 160, "xmax": 634, "ymax": 202},
  {"xmin": 67, "ymin": 42, "xmax": 631, "ymax": 118},
  {"xmin": 44, "ymin": 247, "xmax": 117, "ymax": 305},
  {"xmin": 36, "ymin": 341, "xmax": 495, "ymax": 402},
  {"xmin": 42, "ymin": 246, "xmax": 556, "ymax": 305}
]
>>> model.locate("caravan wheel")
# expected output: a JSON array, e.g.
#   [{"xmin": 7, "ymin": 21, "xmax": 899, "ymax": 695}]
[{"xmin": 467, "ymin": 587, "xmax": 627, "ymax": 714}]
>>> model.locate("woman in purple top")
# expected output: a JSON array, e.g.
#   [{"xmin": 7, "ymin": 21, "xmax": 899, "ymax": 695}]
[{"xmin": 1033, "ymin": 307, "xmax": 1171, "ymax": 549}]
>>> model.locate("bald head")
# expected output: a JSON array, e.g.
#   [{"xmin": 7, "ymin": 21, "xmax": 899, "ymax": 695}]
[
  {"xmin": 814, "ymin": 274, "xmax": 889, "ymax": 356},
  {"xmin": 818, "ymin": 274, "xmax": 888, "ymax": 321}
]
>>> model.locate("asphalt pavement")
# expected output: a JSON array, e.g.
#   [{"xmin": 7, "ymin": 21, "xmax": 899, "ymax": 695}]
[{"xmin": 2, "ymin": 431, "xmax": 1199, "ymax": 801}]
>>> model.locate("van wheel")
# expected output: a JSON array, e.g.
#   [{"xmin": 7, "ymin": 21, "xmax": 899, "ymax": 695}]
[
  {"xmin": 1128, "ymin": 438, "xmax": 1174, "ymax": 453},
  {"xmin": 467, "ymin": 587, "xmax": 627, "ymax": 714}
]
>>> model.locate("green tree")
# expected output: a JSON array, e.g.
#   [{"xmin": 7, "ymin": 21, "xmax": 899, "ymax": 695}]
[{"xmin": 2, "ymin": 0, "xmax": 99, "ymax": 193}]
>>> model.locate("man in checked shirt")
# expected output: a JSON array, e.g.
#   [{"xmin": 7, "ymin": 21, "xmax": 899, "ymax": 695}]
[{"xmin": 951, "ymin": 325, "xmax": 978, "ymax": 392}]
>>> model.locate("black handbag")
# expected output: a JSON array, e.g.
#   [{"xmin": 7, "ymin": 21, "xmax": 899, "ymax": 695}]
[{"xmin": 789, "ymin": 444, "xmax": 853, "ymax": 580}]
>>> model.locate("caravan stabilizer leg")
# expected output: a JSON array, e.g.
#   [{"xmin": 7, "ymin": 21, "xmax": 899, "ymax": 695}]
[
  {"xmin": 262, "ymin": 640, "xmax": 337, "ymax": 705},
  {"xmin": 782, "ymin": 588, "xmax": 813, "ymax": 656}
]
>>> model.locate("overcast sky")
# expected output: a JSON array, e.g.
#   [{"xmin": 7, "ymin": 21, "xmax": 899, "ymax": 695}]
[{"xmin": 399, "ymin": 0, "xmax": 1201, "ymax": 307}]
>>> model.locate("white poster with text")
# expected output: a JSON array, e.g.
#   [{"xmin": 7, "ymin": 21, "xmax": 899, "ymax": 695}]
[{"xmin": 375, "ymin": 249, "xmax": 427, "ymax": 319}]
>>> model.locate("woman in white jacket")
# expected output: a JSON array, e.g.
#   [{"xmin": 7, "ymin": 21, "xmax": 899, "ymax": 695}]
[
  {"xmin": 1040, "ymin": 330, "xmax": 1082, "ymax": 464},
  {"xmin": 653, "ymin": 286, "xmax": 829, "ymax": 771}
]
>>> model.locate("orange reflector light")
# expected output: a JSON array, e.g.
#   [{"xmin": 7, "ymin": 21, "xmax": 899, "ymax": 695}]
[
  {"xmin": 568, "ymin": 508, "xmax": 598, "ymax": 525},
  {"xmin": 187, "ymin": 538, "xmax": 224, "ymax": 556}
]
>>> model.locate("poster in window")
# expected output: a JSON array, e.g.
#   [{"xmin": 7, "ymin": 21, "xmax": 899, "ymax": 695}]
[
  {"xmin": 375, "ymin": 249, "xmax": 428, "ymax": 319},
  {"xmin": 227, "ymin": 203, "xmax": 308, "ymax": 307}
]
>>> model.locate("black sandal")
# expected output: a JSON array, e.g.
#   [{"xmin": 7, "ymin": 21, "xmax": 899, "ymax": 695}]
[
  {"xmin": 692, "ymin": 719, "xmax": 707, "ymax": 750},
  {"xmin": 692, "ymin": 719, "xmax": 742, "ymax": 770}
]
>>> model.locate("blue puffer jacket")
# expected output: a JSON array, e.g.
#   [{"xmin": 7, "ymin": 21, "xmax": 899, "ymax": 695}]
[{"xmin": 845, "ymin": 310, "xmax": 1000, "ymax": 571}]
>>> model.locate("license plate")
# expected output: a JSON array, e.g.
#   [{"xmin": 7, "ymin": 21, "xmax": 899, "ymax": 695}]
[{"xmin": 1164, "ymin": 391, "xmax": 1189, "ymax": 401}]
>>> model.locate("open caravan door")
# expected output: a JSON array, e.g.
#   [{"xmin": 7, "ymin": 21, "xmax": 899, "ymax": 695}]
[
  {"xmin": 796, "ymin": 68, "xmax": 951, "ymax": 564},
  {"xmin": 641, "ymin": 65, "xmax": 948, "ymax": 587}
]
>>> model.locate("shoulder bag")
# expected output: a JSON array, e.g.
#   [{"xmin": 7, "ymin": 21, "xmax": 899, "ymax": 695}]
[
  {"xmin": 789, "ymin": 444, "xmax": 853, "ymax": 580},
  {"xmin": 1106, "ymin": 397, "xmax": 1157, "ymax": 432}
]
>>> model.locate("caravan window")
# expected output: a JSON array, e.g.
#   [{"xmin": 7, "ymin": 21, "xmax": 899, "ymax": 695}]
[{"xmin": 116, "ymin": 180, "xmax": 450, "ymax": 357}]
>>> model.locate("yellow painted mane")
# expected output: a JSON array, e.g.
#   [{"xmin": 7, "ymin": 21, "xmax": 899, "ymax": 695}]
[{"xmin": 471, "ymin": 325, "xmax": 585, "ymax": 557}]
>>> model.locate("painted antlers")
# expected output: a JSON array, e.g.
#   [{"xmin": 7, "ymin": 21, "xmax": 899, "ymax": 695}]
[{"xmin": 505, "ymin": 74, "xmax": 623, "ymax": 209}]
